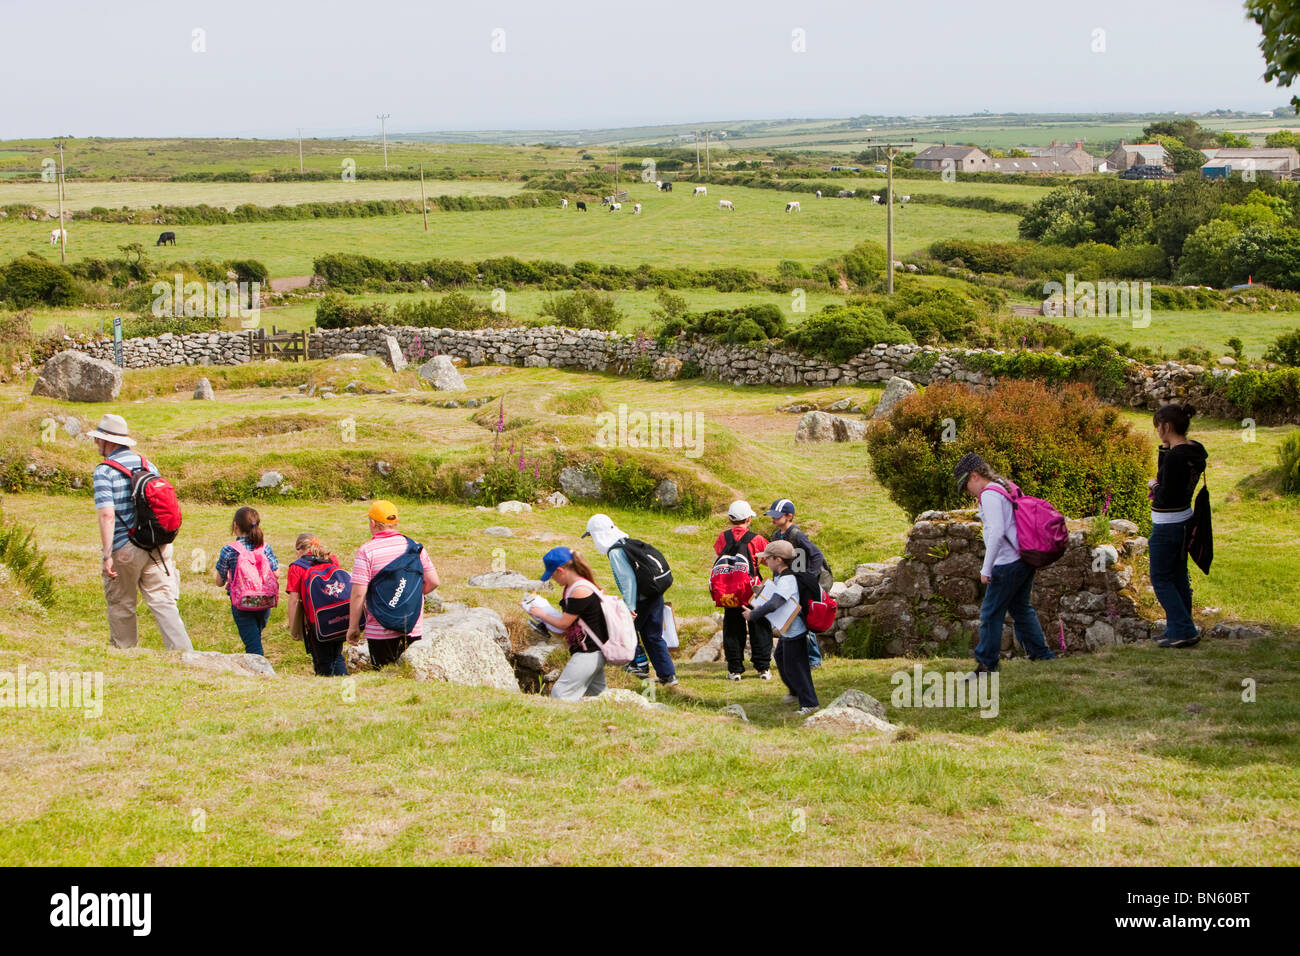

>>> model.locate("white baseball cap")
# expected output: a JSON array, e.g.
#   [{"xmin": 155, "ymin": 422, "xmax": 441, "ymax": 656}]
[{"xmin": 728, "ymin": 500, "xmax": 756, "ymax": 521}]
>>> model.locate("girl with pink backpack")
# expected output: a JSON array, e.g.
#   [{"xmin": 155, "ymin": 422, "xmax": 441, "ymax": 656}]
[
  {"xmin": 214, "ymin": 506, "xmax": 280, "ymax": 656},
  {"xmin": 953, "ymin": 453, "xmax": 1059, "ymax": 678}
]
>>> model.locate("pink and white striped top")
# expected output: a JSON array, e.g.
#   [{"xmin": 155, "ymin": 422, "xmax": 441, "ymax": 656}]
[{"xmin": 351, "ymin": 529, "xmax": 435, "ymax": 642}]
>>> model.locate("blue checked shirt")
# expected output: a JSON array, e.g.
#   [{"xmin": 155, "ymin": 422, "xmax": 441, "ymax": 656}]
[
  {"xmin": 216, "ymin": 538, "xmax": 280, "ymax": 587},
  {"xmin": 93, "ymin": 450, "xmax": 157, "ymax": 553}
]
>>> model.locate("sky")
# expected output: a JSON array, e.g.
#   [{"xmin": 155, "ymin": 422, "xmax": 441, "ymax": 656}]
[{"xmin": 0, "ymin": 0, "xmax": 1289, "ymax": 138}]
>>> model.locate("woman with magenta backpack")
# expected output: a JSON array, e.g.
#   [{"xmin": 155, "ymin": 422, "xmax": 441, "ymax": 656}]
[
  {"xmin": 953, "ymin": 453, "xmax": 1057, "ymax": 678},
  {"xmin": 214, "ymin": 506, "xmax": 280, "ymax": 656}
]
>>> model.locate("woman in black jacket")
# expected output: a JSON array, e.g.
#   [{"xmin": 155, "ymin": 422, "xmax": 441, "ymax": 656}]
[{"xmin": 1147, "ymin": 403, "xmax": 1208, "ymax": 648}]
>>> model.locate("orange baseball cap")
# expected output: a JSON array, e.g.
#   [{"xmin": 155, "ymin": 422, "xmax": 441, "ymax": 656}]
[{"xmin": 367, "ymin": 500, "xmax": 399, "ymax": 525}]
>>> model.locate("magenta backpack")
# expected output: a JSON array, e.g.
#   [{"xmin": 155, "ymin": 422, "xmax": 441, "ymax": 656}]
[{"xmin": 983, "ymin": 481, "xmax": 1069, "ymax": 568}]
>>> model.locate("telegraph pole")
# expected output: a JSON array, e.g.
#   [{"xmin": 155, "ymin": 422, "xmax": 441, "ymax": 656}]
[
  {"xmin": 705, "ymin": 130, "xmax": 711, "ymax": 176},
  {"xmin": 419, "ymin": 165, "xmax": 428, "ymax": 232},
  {"xmin": 377, "ymin": 113, "xmax": 391, "ymax": 169},
  {"xmin": 56, "ymin": 139, "xmax": 67, "ymax": 264},
  {"xmin": 695, "ymin": 132, "xmax": 701, "ymax": 177},
  {"xmin": 298, "ymin": 127, "xmax": 304, "ymax": 173},
  {"xmin": 862, "ymin": 138, "xmax": 915, "ymax": 294}
]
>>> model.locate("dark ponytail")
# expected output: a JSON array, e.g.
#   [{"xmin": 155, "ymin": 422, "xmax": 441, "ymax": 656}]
[
  {"xmin": 1153, "ymin": 403, "xmax": 1195, "ymax": 436},
  {"xmin": 232, "ymin": 506, "xmax": 264, "ymax": 549}
]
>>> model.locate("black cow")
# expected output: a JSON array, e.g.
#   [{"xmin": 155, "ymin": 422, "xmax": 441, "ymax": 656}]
[
  {"xmin": 659, "ymin": 182, "xmax": 672, "ymax": 192},
  {"xmin": 576, "ymin": 201, "xmax": 587, "ymax": 212},
  {"xmin": 156, "ymin": 231, "xmax": 176, "ymax": 246}
]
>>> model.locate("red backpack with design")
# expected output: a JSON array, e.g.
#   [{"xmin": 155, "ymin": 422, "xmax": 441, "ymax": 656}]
[{"xmin": 101, "ymin": 456, "xmax": 182, "ymax": 551}]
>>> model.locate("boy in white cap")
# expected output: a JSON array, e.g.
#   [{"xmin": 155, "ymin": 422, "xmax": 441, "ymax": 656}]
[
  {"xmin": 89, "ymin": 414, "xmax": 193, "ymax": 651},
  {"xmin": 713, "ymin": 500, "xmax": 771, "ymax": 680}
]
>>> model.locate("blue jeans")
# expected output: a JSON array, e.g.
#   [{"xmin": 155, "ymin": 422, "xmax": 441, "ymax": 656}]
[
  {"xmin": 807, "ymin": 633, "xmax": 822, "ymax": 667},
  {"xmin": 975, "ymin": 559, "xmax": 1054, "ymax": 671},
  {"xmin": 231, "ymin": 607, "xmax": 269, "ymax": 656},
  {"xmin": 1149, "ymin": 520, "xmax": 1196, "ymax": 641},
  {"xmin": 635, "ymin": 594, "xmax": 676, "ymax": 681}
]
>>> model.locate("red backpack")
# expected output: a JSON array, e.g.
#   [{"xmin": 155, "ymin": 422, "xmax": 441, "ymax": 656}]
[
  {"xmin": 100, "ymin": 455, "xmax": 182, "ymax": 552},
  {"xmin": 710, "ymin": 530, "xmax": 758, "ymax": 608}
]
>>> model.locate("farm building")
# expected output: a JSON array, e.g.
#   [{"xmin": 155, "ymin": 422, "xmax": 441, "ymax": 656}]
[
  {"xmin": 1018, "ymin": 140, "xmax": 1109, "ymax": 174},
  {"xmin": 1200, "ymin": 147, "xmax": 1300, "ymax": 180},
  {"xmin": 912, "ymin": 145, "xmax": 992, "ymax": 172},
  {"xmin": 1106, "ymin": 143, "xmax": 1168, "ymax": 172}
]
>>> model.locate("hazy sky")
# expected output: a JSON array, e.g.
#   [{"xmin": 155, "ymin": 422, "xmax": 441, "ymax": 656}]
[{"xmin": 0, "ymin": 0, "xmax": 1288, "ymax": 138}]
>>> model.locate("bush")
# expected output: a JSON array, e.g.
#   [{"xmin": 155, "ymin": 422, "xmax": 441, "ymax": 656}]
[
  {"xmin": 840, "ymin": 241, "xmax": 888, "ymax": 286},
  {"xmin": 1264, "ymin": 328, "xmax": 1300, "ymax": 367},
  {"xmin": 392, "ymin": 293, "xmax": 502, "ymax": 329},
  {"xmin": 315, "ymin": 293, "xmax": 389, "ymax": 329},
  {"xmin": 679, "ymin": 304, "xmax": 788, "ymax": 344},
  {"xmin": 784, "ymin": 305, "xmax": 912, "ymax": 362},
  {"xmin": 538, "ymin": 290, "xmax": 622, "ymax": 330},
  {"xmin": 865, "ymin": 380, "xmax": 1152, "ymax": 521},
  {"xmin": 879, "ymin": 287, "xmax": 983, "ymax": 344},
  {"xmin": 0, "ymin": 255, "xmax": 78, "ymax": 308},
  {"xmin": 1279, "ymin": 431, "xmax": 1300, "ymax": 496},
  {"xmin": 0, "ymin": 514, "xmax": 56, "ymax": 609}
]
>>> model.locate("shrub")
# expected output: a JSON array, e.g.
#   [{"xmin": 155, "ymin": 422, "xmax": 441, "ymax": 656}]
[
  {"xmin": 1175, "ymin": 345, "xmax": 1213, "ymax": 365},
  {"xmin": 785, "ymin": 305, "xmax": 912, "ymax": 362},
  {"xmin": 538, "ymin": 290, "xmax": 622, "ymax": 330},
  {"xmin": 1279, "ymin": 431, "xmax": 1300, "ymax": 496},
  {"xmin": 840, "ymin": 241, "xmax": 888, "ymax": 286},
  {"xmin": 1264, "ymin": 328, "xmax": 1300, "ymax": 367},
  {"xmin": 880, "ymin": 287, "xmax": 983, "ymax": 344},
  {"xmin": 315, "ymin": 294, "xmax": 389, "ymax": 329},
  {"xmin": 865, "ymin": 380, "xmax": 1152, "ymax": 521},
  {"xmin": 392, "ymin": 293, "xmax": 502, "ymax": 329},
  {"xmin": 839, "ymin": 619, "xmax": 890, "ymax": 659},
  {"xmin": 0, "ymin": 514, "xmax": 56, "ymax": 609},
  {"xmin": 0, "ymin": 255, "xmax": 78, "ymax": 308}
]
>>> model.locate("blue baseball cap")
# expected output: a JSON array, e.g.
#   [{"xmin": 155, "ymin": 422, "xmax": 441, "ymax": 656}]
[
  {"xmin": 765, "ymin": 498, "xmax": 795, "ymax": 518},
  {"xmin": 540, "ymin": 546, "xmax": 574, "ymax": 582}
]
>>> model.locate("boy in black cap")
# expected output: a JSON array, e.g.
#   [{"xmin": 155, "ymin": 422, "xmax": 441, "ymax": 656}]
[{"xmin": 765, "ymin": 498, "xmax": 830, "ymax": 668}]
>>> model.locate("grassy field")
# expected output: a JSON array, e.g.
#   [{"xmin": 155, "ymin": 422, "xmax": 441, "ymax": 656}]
[
  {"xmin": 0, "ymin": 182, "xmax": 1020, "ymax": 277},
  {"xmin": 0, "ymin": 362, "xmax": 1297, "ymax": 864},
  {"xmin": 1046, "ymin": 309, "xmax": 1300, "ymax": 360}
]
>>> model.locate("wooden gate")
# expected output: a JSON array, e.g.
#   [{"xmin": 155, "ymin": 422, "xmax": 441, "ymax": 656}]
[{"xmin": 249, "ymin": 326, "xmax": 311, "ymax": 361}]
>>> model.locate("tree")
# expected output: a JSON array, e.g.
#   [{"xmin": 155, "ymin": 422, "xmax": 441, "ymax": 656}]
[
  {"xmin": 1143, "ymin": 119, "xmax": 1216, "ymax": 149},
  {"xmin": 1248, "ymin": 0, "xmax": 1300, "ymax": 112},
  {"xmin": 1153, "ymin": 135, "xmax": 1209, "ymax": 173},
  {"xmin": 1265, "ymin": 128, "xmax": 1300, "ymax": 147},
  {"xmin": 1217, "ymin": 131, "xmax": 1252, "ymax": 148},
  {"xmin": 1175, "ymin": 219, "xmax": 1241, "ymax": 287}
]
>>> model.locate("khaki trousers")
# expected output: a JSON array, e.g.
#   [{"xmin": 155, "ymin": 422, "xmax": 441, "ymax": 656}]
[{"xmin": 102, "ymin": 541, "xmax": 193, "ymax": 651}]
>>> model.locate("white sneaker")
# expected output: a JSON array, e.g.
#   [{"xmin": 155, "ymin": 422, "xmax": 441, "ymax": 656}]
[
  {"xmin": 796, "ymin": 706, "xmax": 817, "ymax": 716},
  {"xmin": 758, "ymin": 670, "xmax": 772, "ymax": 681},
  {"xmin": 727, "ymin": 672, "xmax": 743, "ymax": 682},
  {"xmin": 782, "ymin": 694, "xmax": 796, "ymax": 704}
]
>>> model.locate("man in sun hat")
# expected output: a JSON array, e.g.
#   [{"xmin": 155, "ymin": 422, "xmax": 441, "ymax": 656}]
[
  {"xmin": 765, "ymin": 498, "xmax": 829, "ymax": 668},
  {"xmin": 346, "ymin": 499, "xmax": 439, "ymax": 668},
  {"xmin": 90, "ymin": 413, "xmax": 193, "ymax": 651},
  {"xmin": 713, "ymin": 500, "xmax": 771, "ymax": 680}
]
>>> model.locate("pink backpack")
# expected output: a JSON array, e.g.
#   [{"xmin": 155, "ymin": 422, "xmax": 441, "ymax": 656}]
[
  {"xmin": 228, "ymin": 540, "xmax": 280, "ymax": 610},
  {"xmin": 563, "ymin": 577, "xmax": 638, "ymax": 665},
  {"xmin": 983, "ymin": 481, "xmax": 1069, "ymax": 568}
]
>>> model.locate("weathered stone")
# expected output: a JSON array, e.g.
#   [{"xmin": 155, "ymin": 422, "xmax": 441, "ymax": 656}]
[
  {"xmin": 417, "ymin": 354, "xmax": 467, "ymax": 391},
  {"xmin": 721, "ymin": 703, "xmax": 748, "ymax": 722},
  {"xmin": 691, "ymin": 632, "xmax": 724, "ymax": 662},
  {"xmin": 1108, "ymin": 519, "xmax": 1139, "ymax": 535},
  {"xmin": 558, "ymin": 465, "xmax": 601, "ymax": 500},
  {"xmin": 256, "ymin": 471, "xmax": 283, "ymax": 489},
  {"xmin": 497, "ymin": 500, "xmax": 533, "ymax": 514},
  {"xmin": 374, "ymin": 460, "xmax": 392, "ymax": 477},
  {"xmin": 579, "ymin": 688, "xmax": 669, "ymax": 710},
  {"xmin": 872, "ymin": 376, "xmax": 918, "ymax": 419},
  {"xmin": 826, "ymin": 689, "xmax": 887, "ymax": 719},
  {"xmin": 466, "ymin": 570, "xmax": 549, "ymax": 592},
  {"xmin": 384, "ymin": 335, "xmax": 407, "ymax": 372},
  {"xmin": 673, "ymin": 525, "xmax": 701, "ymax": 535},
  {"xmin": 193, "ymin": 377, "xmax": 214, "ymax": 400},
  {"xmin": 32, "ymin": 350, "xmax": 122, "ymax": 403},
  {"xmin": 515, "ymin": 642, "xmax": 562, "ymax": 674},
  {"xmin": 482, "ymin": 526, "xmax": 514, "ymax": 537},
  {"xmin": 180, "ymin": 650, "xmax": 276, "ymax": 678},
  {"xmin": 1084, "ymin": 621, "xmax": 1116, "ymax": 650},
  {"xmin": 795, "ymin": 410, "xmax": 866, "ymax": 442},
  {"xmin": 402, "ymin": 623, "xmax": 518, "ymax": 693},
  {"xmin": 653, "ymin": 479, "xmax": 679, "ymax": 508},
  {"xmin": 652, "ymin": 356, "xmax": 683, "ymax": 380},
  {"xmin": 803, "ymin": 707, "xmax": 898, "ymax": 733},
  {"xmin": 544, "ymin": 491, "xmax": 569, "ymax": 508}
]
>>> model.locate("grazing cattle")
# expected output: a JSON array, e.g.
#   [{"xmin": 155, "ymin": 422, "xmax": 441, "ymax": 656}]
[
  {"xmin": 576, "ymin": 201, "xmax": 587, "ymax": 212},
  {"xmin": 561, "ymin": 199, "xmax": 569, "ymax": 209},
  {"xmin": 692, "ymin": 186, "xmax": 707, "ymax": 196},
  {"xmin": 156, "ymin": 231, "xmax": 177, "ymax": 246},
  {"xmin": 660, "ymin": 182, "xmax": 672, "ymax": 192},
  {"xmin": 633, "ymin": 202, "xmax": 642, "ymax": 214},
  {"xmin": 655, "ymin": 181, "xmax": 662, "ymax": 188},
  {"xmin": 602, "ymin": 196, "xmax": 615, "ymax": 206},
  {"xmin": 609, "ymin": 202, "xmax": 622, "ymax": 211},
  {"xmin": 718, "ymin": 199, "xmax": 734, "ymax": 211},
  {"xmin": 49, "ymin": 228, "xmax": 67, "ymax": 245},
  {"xmin": 785, "ymin": 201, "xmax": 800, "ymax": 213},
  {"xmin": 871, "ymin": 194, "xmax": 883, "ymax": 204},
  {"xmin": 901, "ymin": 195, "xmax": 911, "ymax": 203},
  {"xmin": 815, "ymin": 189, "xmax": 822, "ymax": 199}
]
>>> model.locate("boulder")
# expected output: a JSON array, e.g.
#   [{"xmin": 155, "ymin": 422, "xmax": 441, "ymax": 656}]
[
  {"xmin": 653, "ymin": 479, "xmax": 679, "ymax": 508},
  {"xmin": 803, "ymin": 707, "xmax": 898, "ymax": 734},
  {"xmin": 467, "ymin": 570, "xmax": 550, "ymax": 591},
  {"xmin": 514, "ymin": 642, "xmax": 562, "ymax": 674},
  {"xmin": 559, "ymin": 465, "xmax": 601, "ymax": 500},
  {"xmin": 402, "ymin": 625, "xmax": 519, "ymax": 693},
  {"xmin": 179, "ymin": 650, "xmax": 276, "ymax": 678},
  {"xmin": 482, "ymin": 526, "xmax": 514, "ymax": 537},
  {"xmin": 193, "ymin": 377, "xmax": 215, "ymax": 400},
  {"xmin": 420, "ymin": 605, "xmax": 512, "ymax": 657},
  {"xmin": 543, "ymin": 491, "xmax": 569, "ymax": 508},
  {"xmin": 795, "ymin": 410, "xmax": 866, "ymax": 442},
  {"xmin": 651, "ymin": 356, "xmax": 682, "ymax": 380},
  {"xmin": 691, "ymin": 631, "xmax": 724, "ymax": 662},
  {"xmin": 497, "ymin": 500, "xmax": 533, "ymax": 514},
  {"xmin": 374, "ymin": 460, "xmax": 392, "ymax": 476},
  {"xmin": 721, "ymin": 704, "xmax": 748, "ymax": 722},
  {"xmin": 32, "ymin": 350, "xmax": 122, "ymax": 403},
  {"xmin": 384, "ymin": 335, "xmax": 407, "ymax": 372},
  {"xmin": 419, "ymin": 355, "xmax": 466, "ymax": 392},
  {"xmin": 826, "ymin": 688, "xmax": 887, "ymax": 719},
  {"xmin": 344, "ymin": 641, "xmax": 371, "ymax": 672},
  {"xmin": 256, "ymin": 471, "xmax": 284, "ymax": 489},
  {"xmin": 872, "ymin": 376, "xmax": 918, "ymax": 419}
]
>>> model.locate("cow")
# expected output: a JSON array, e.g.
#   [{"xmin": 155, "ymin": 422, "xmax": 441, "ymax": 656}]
[
  {"xmin": 693, "ymin": 186, "xmax": 707, "ymax": 196},
  {"xmin": 785, "ymin": 201, "xmax": 800, "ymax": 213},
  {"xmin": 602, "ymin": 196, "xmax": 615, "ymax": 206},
  {"xmin": 156, "ymin": 231, "xmax": 177, "ymax": 246},
  {"xmin": 655, "ymin": 181, "xmax": 662, "ymax": 188},
  {"xmin": 660, "ymin": 181, "xmax": 673, "ymax": 192},
  {"xmin": 561, "ymin": 199, "xmax": 569, "ymax": 209},
  {"xmin": 633, "ymin": 202, "xmax": 642, "ymax": 214},
  {"xmin": 576, "ymin": 201, "xmax": 587, "ymax": 212},
  {"xmin": 871, "ymin": 194, "xmax": 883, "ymax": 204},
  {"xmin": 719, "ymin": 199, "xmax": 734, "ymax": 211},
  {"xmin": 815, "ymin": 189, "xmax": 822, "ymax": 199},
  {"xmin": 49, "ymin": 228, "xmax": 67, "ymax": 245},
  {"xmin": 609, "ymin": 202, "xmax": 622, "ymax": 211},
  {"xmin": 901, "ymin": 195, "xmax": 911, "ymax": 203}
]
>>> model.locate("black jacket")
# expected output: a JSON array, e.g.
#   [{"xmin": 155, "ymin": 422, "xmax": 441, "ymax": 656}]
[
  {"xmin": 773, "ymin": 524, "xmax": 825, "ymax": 575},
  {"xmin": 1152, "ymin": 440, "xmax": 1208, "ymax": 514}
]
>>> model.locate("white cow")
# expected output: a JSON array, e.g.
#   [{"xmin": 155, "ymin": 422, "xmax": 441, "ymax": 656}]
[
  {"xmin": 871, "ymin": 195, "xmax": 883, "ymax": 204},
  {"xmin": 785, "ymin": 201, "xmax": 800, "ymax": 213},
  {"xmin": 693, "ymin": 186, "xmax": 707, "ymax": 196},
  {"xmin": 901, "ymin": 194, "xmax": 911, "ymax": 203},
  {"xmin": 49, "ymin": 228, "xmax": 67, "ymax": 245},
  {"xmin": 561, "ymin": 198, "xmax": 569, "ymax": 209},
  {"xmin": 609, "ymin": 202, "xmax": 622, "ymax": 211},
  {"xmin": 718, "ymin": 199, "xmax": 734, "ymax": 211},
  {"xmin": 815, "ymin": 189, "xmax": 822, "ymax": 199},
  {"xmin": 633, "ymin": 202, "xmax": 642, "ymax": 214}
]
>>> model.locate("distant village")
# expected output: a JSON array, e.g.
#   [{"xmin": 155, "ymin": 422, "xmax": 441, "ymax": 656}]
[{"xmin": 908, "ymin": 141, "xmax": 1299, "ymax": 179}]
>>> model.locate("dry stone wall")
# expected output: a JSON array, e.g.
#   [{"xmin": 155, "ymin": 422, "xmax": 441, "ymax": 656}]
[{"xmin": 826, "ymin": 510, "xmax": 1152, "ymax": 659}]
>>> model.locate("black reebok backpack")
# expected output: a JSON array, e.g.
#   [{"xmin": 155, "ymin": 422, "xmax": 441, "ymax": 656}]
[{"xmin": 609, "ymin": 538, "xmax": 673, "ymax": 597}]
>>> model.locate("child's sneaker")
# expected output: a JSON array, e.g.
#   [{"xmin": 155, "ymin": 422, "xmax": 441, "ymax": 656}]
[
  {"xmin": 796, "ymin": 706, "xmax": 817, "ymax": 716},
  {"xmin": 757, "ymin": 670, "xmax": 771, "ymax": 681},
  {"xmin": 726, "ymin": 672, "xmax": 743, "ymax": 682}
]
